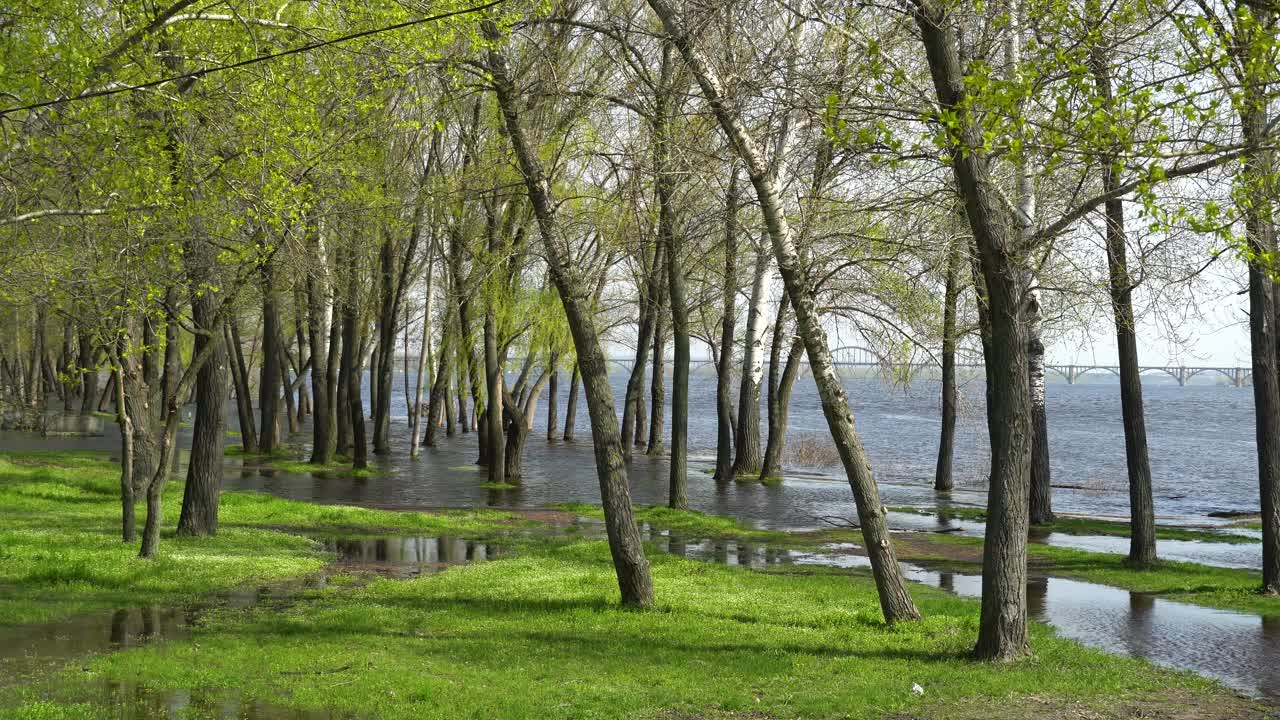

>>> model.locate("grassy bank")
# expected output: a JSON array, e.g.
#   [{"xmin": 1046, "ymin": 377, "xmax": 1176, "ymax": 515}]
[
  {"xmin": 0, "ymin": 451, "xmax": 519, "ymax": 625},
  {"xmin": 5, "ymin": 539, "xmax": 1262, "ymax": 720}
]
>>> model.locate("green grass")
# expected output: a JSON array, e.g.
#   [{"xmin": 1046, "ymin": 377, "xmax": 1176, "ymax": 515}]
[
  {"xmin": 3, "ymin": 539, "xmax": 1242, "ymax": 720},
  {"xmin": 892, "ymin": 506, "xmax": 1258, "ymax": 544},
  {"xmin": 919, "ymin": 533, "xmax": 1280, "ymax": 617},
  {"xmin": 0, "ymin": 451, "xmax": 521, "ymax": 625},
  {"xmin": 557, "ymin": 502, "xmax": 788, "ymax": 543}
]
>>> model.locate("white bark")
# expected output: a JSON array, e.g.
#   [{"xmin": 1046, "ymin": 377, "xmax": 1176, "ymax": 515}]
[
  {"xmin": 744, "ymin": 246, "xmax": 771, "ymax": 388},
  {"xmin": 409, "ymin": 238, "xmax": 436, "ymax": 457}
]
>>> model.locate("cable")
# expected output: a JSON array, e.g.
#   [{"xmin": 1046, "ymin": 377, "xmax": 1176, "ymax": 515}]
[{"xmin": 0, "ymin": 0, "xmax": 506, "ymax": 118}]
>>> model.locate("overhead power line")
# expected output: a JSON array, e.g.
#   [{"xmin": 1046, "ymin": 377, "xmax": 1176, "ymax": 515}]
[{"xmin": 0, "ymin": 0, "xmax": 506, "ymax": 118}]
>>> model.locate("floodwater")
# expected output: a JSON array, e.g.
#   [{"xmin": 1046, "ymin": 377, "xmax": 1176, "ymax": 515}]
[{"xmin": 206, "ymin": 372, "xmax": 1264, "ymax": 528}]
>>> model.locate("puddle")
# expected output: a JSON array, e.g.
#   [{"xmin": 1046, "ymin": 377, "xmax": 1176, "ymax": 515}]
[
  {"xmin": 0, "ymin": 585, "xmax": 297, "ymax": 691},
  {"xmin": 320, "ymin": 535, "xmax": 501, "ymax": 577},
  {"xmin": 653, "ymin": 534, "xmax": 1280, "ymax": 702}
]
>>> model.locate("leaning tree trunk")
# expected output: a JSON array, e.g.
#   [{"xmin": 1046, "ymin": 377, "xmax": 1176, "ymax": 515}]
[
  {"xmin": 936, "ymin": 236, "xmax": 963, "ymax": 491},
  {"xmin": 1089, "ymin": 40, "xmax": 1156, "ymax": 567},
  {"xmin": 914, "ymin": 0, "xmax": 1033, "ymax": 657},
  {"xmin": 732, "ymin": 247, "xmax": 769, "ymax": 477},
  {"xmin": 487, "ymin": 28, "xmax": 653, "ymax": 607},
  {"xmin": 648, "ymin": 0, "xmax": 920, "ymax": 624},
  {"xmin": 372, "ymin": 234, "xmax": 396, "ymax": 455},
  {"xmin": 714, "ymin": 171, "xmax": 739, "ymax": 481}
]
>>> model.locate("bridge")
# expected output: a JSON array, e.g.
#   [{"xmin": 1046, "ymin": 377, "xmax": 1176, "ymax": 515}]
[{"xmin": 606, "ymin": 345, "xmax": 1252, "ymax": 387}]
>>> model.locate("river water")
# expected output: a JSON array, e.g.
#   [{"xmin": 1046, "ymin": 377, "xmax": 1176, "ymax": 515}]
[{"xmin": 214, "ymin": 371, "xmax": 1261, "ymax": 527}]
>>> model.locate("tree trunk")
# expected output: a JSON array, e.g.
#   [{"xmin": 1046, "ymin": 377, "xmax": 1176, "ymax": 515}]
[
  {"xmin": 1006, "ymin": 0, "xmax": 1052, "ymax": 528},
  {"xmin": 177, "ymin": 310, "xmax": 225, "ymax": 537},
  {"xmin": 114, "ymin": 367, "xmax": 136, "ymax": 542},
  {"xmin": 732, "ymin": 247, "xmax": 769, "ymax": 477},
  {"xmin": 373, "ymin": 234, "xmax": 396, "ymax": 454},
  {"xmin": 913, "ymin": 0, "xmax": 1033, "ymax": 657},
  {"xmin": 226, "ymin": 319, "xmax": 257, "ymax": 453},
  {"xmin": 760, "ymin": 336, "xmax": 804, "ymax": 481},
  {"xmin": 563, "ymin": 362, "xmax": 580, "ymax": 441},
  {"xmin": 426, "ymin": 307, "xmax": 454, "ymax": 447},
  {"xmin": 258, "ymin": 263, "xmax": 282, "ymax": 454},
  {"xmin": 647, "ymin": 296, "xmax": 666, "ymax": 455},
  {"xmin": 483, "ymin": 302, "xmax": 506, "ymax": 482},
  {"xmin": 28, "ymin": 303, "xmax": 46, "ymax": 409},
  {"xmin": 936, "ymin": 236, "xmax": 962, "ymax": 492},
  {"xmin": 177, "ymin": 230, "xmax": 227, "ymax": 537},
  {"xmin": 1085, "ymin": 38, "xmax": 1156, "ymax": 566},
  {"xmin": 546, "ymin": 366, "xmax": 559, "ymax": 442},
  {"xmin": 635, "ymin": 354, "xmax": 648, "ymax": 448},
  {"xmin": 307, "ymin": 226, "xmax": 335, "ymax": 465},
  {"xmin": 714, "ymin": 171, "xmax": 739, "ymax": 481},
  {"xmin": 279, "ymin": 342, "xmax": 298, "ymax": 436},
  {"xmin": 648, "ymin": 0, "xmax": 920, "ymax": 624},
  {"xmin": 657, "ymin": 44, "xmax": 689, "ymax": 508},
  {"xmin": 342, "ymin": 249, "xmax": 367, "ymax": 469},
  {"xmin": 622, "ymin": 243, "xmax": 661, "ymax": 463},
  {"xmin": 78, "ymin": 327, "xmax": 99, "ymax": 416},
  {"xmin": 410, "ymin": 240, "xmax": 436, "ymax": 457},
  {"xmin": 486, "ymin": 28, "xmax": 653, "ymax": 607},
  {"xmin": 1238, "ymin": 33, "xmax": 1280, "ymax": 591}
]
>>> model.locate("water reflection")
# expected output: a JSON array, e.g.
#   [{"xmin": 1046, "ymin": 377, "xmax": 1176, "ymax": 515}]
[
  {"xmin": 93, "ymin": 682, "xmax": 355, "ymax": 719},
  {"xmin": 321, "ymin": 535, "xmax": 499, "ymax": 575}
]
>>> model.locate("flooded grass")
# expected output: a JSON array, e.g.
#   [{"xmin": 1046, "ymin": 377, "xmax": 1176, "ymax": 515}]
[
  {"xmin": 556, "ymin": 502, "xmax": 790, "ymax": 543},
  {"xmin": 7, "ymin": 539, "xmax": 1256, "ymax": 720},
  {"xmin": 889, "ymin": 505, "xmax": 1260, "ymax": 544},
  {"xmin": 910, "ymin": 532, "xmax": 1280, "ymax": 617}
]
